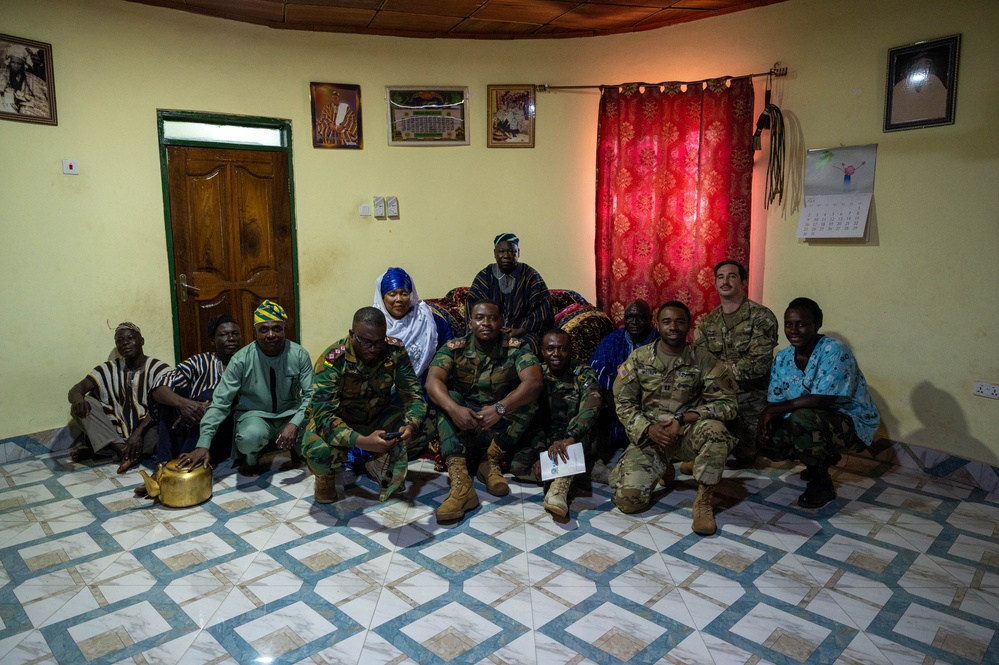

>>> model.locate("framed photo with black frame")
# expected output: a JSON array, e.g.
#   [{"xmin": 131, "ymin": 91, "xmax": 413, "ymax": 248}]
[
  {"xmin": 884, "ymin": 34, "xmax": 960, "ymax": 132},
  {"xmin": 310, "ymin": 82, "xmax": 362, "ymax": 149},
  {"xmin": 0, "ymin": 33, "xmax": 57, "ymax": 126}
]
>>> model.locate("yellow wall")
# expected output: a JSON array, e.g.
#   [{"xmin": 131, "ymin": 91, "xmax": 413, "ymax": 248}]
[{"xmin": 2, "ymin": 0, "xmax": 996, "ymax": 462}]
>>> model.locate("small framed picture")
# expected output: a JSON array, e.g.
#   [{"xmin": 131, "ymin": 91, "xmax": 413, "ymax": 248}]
[
  {"xmin": 487, "ymin": 85, "xmax": 535, "ymax": 148},
  {"xmin": 310, "ymin": 83, "xmax": 362, "ymax": 149},
  {"xmin": 386, "ymin": 86, "xmax": 469, "ymax": 146},
  {"xmin": 884, "ymin": 35, "xmax": 960, "ymax": 132},
  {"xmin": 0, "ymin": 34, "xmax": 57, "ymax": 126}
]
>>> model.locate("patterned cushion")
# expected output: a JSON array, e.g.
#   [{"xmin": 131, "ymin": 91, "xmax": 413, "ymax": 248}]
[{"xmin": 556, "ymin": 304, "xmax": 615, "ymax": 361}]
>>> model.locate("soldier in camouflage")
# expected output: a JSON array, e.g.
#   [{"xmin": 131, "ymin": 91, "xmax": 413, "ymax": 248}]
[
  {"xmin": 611, "ymin": 301, "xmax": 738, "ymax": 536},
  {"xmin": 511, "ymin": 329, "xmax": 603, "ymax": 519},
  {"xmin": 694, "ymin": 260, "xmax": 778, "ymax": 467},
  {"xmin": 301, "ymin": 307, "xmax": 426, "ymax": 504},
  {"xmin": 426, "ymin": 300, "xmax": 543, "ymax": 523}
]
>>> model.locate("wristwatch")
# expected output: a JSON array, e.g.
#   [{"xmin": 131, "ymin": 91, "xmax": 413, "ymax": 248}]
[
  {"xmin": 494, "ymin": 402, "xmax": 507, "ymax": 416},
  {"xmin": 673, "ymin": 413, "xmax": 684, "ymax": 428}
]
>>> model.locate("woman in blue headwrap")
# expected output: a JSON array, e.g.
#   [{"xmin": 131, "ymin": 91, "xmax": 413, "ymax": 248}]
[{"xmin": 373, "ymin": 267, "xmax": 451, "ymax": 379}]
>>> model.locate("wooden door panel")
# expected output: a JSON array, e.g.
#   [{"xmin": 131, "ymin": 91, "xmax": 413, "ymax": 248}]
[{"xmin": 167, "ymin": 145, "xmax": 294, "ymax": 359}]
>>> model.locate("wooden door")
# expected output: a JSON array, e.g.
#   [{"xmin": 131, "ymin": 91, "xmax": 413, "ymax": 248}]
[{"xmin": 167, "ymin": 146, "xmax": 295, "ymax": 359}]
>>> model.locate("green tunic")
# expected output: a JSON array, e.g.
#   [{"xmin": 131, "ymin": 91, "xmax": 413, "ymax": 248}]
[{"xmin": 196, "ymin": 341, "xmax": 314, "ymax": 450}]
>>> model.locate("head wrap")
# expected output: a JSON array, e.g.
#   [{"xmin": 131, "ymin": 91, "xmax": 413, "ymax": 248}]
[
  {"xmin": 379, "ymin": 267, "xmax": 414, "ymax": 297},
  {"xmin": 372, "ymin": 269, "xmax": 438, "ymax": 378},
  {"xmin": 114, "ymin": 321, "xmax": 141, "ymax": 335},
  {"xmin": 254, "ymin": 300, "xmax": 287, "ymax": 325},
  {"xmin": 208, "ymin": 313, "xmax": 236, "ymax": 338},
  {"xmin": 493, "ymin": 233, "xmax": 519, "ymax": 246}
]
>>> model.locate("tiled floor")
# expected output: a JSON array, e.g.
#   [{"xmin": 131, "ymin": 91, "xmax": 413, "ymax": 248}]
[{"xmin": 1, "ymin": 431, "xmax": 998, "ymax": 664}]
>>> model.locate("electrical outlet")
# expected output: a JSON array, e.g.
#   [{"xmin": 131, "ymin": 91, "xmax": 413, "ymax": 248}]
[
  {"xmin": 973, "ymin": 382, "xmax": 999, "ymax": 399},
  {"xmin": 386, "ymin": 196, "xmax": 399, "ymax": 217},
  {"xmin": 373, "ymin": 197, "xmax": 386, "ymax": 218}
]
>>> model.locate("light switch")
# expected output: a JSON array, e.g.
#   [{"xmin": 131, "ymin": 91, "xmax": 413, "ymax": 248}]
[
  {"xmin": 386, "ymin": 196, "xmax": 399, "ymax": 218},
  {"xmin": 373, "ymin": 197, "xmax": 386, "ymax": 218},
  {"xmin": 359, "ymin": 203, "xmax": 372, "ymax": 217},
  {"xmin": 62, "ymin": 159, "xmax": 79, "ymax": 175}
]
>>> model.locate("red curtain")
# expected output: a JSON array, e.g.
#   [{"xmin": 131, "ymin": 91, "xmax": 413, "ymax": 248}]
[{"xmin": 595, "ymin": 78, "xmax": 754, "ymax": 328}]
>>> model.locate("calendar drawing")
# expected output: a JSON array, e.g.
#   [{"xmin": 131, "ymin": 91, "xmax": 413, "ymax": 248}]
[{"xmin": 798, "ymin": 144, "xmax": 877, "ymax": 239}]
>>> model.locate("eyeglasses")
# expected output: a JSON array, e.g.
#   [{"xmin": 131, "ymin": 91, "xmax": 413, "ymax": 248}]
[{"xmin": 353, "ymin": 334, "xmax": 386, "ymax": 349}]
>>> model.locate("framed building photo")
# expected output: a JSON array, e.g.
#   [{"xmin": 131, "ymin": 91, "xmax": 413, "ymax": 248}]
[
  {"xmin": 386, "ymin": 86, "xmax": 468, "ymax": 146},
  {"xmin": 310, "ymin": 82, "xmax": 362, "ymax": 149},
  {"xmin": 0, "ymin": 34, "xmax": 57, "ymax": 126},
  {"xmin": 487, "ymin": 85, "xmax": 535, "ymax": 148},
  {"xmin": 884, "ymin": 34, "xmax": 960, "ymax": 132}
]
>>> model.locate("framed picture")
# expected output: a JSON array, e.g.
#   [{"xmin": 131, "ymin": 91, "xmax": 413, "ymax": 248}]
[
  {"xmin": 884, "ymin": 34, "xmax": 960, "ymax": 132},
  {"xmin": 310, "ymin": 82, "xmax": 362, "ymax": 149},
  {"xmin": 386, "ymin": 86, "xmax": 468, "ymax": 146},
  {"xmin": 0, "ymin": 34, "xmax": 57, "ymax": 126},
  {"xmin": 487, "ymin": 85, "xmax": 535, "ymax": 148}
]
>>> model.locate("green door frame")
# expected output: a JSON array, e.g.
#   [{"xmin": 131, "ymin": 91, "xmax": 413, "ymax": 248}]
[{"xmin": 156, "ymin": 110, "xmax": 300, "ymax": 364}]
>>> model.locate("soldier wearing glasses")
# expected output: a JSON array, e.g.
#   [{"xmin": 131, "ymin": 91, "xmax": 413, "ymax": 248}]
[{"xmin": 301, "ymin": 307, "xmax": 427, "ymax": 504}]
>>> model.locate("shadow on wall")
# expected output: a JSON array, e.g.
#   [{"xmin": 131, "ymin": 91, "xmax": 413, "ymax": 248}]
[{"xmin": 905, "ymin": 380, "xmax": 992, "ymax": 466}]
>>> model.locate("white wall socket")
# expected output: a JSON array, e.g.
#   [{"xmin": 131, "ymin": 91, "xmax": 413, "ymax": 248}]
[
  {"xmin": 373, "ymin": 197, "xmax": 386, "ymax": 218},
  {"xmin": 973, "ymin": 382, "xmax": 999, "ymax": 399}
]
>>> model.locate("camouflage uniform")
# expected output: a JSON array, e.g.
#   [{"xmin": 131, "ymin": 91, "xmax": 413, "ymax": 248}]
[
  {"xmin": 301, "ymin": 336, "xmax": 426, "ymax": 500},
  {"xmin": 610, "ymin": 342, "xmax": 738, "ymax": 513},
  {"xmin": 694, "ymin": 299, "xmax": 778, "ymax": 454},
  {"xmin": 430, "ymin": 332, "xmax": 540, "ymax": 459},
  {"xmin": 511, "ymin": 360, "xmax": 603, "ymax": 480}
]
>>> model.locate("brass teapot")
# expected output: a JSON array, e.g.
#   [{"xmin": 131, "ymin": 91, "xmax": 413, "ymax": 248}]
[{"xmin": 139, "ymin": 459, "xmax": 213, "ymax": 508}]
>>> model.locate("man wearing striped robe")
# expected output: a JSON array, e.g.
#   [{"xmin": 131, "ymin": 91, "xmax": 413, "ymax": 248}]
[
  {"xmin": 68, "ymin": 322, "xmax": 170, "ymax": 473},
  {"xmin": 467, "ymin": 233, "xmax": 553, "ymax": 355}
]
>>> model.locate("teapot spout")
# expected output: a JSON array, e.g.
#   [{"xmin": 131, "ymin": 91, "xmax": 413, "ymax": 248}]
[{"xmin": 138, "ymin": 469, "xmax": 160, "ymax": 498}]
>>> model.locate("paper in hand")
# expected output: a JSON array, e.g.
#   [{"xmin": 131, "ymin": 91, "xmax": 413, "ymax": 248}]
[{"xmin": 540, "ymin": 442, "xmax": 586, "ymax": 481}]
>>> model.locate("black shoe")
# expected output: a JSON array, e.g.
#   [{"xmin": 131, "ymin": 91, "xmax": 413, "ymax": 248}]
[{"xmin": 798, "ymin": 477, "xmax": 836, "ymax": 509}]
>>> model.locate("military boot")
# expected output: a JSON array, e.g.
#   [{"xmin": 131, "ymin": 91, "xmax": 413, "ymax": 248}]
[
  {"xmin": 543, "ymin": 476, "xmax": 574, "ymax": 518},
  {"xmin": 313, "ymin": 473, "xmax": 339, "ymax": 504},
  {"xmin": 798, "ymin": 464, "xmax": 836, "ymax": 509},
  {"xmin": 437, "ymin": 457, "xmax": 480, "ymax": 522},
  {"xmin": 678, "ymin": 461, "xmax": 694, "ymax": 476},
  {"xmin": 691, "ymin": 483, "xmax": 716, "ymax": 536},
  {"xmin": 659, "ymin": 461, "xmax": 676, "ymax": 487},
  {"xmin": 476, "ymin": 440, "xmax": 509, "ymax": 496}
]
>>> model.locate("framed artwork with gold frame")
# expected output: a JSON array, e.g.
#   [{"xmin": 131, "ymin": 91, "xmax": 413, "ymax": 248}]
[
  {"xmin": 0, "ymin": 33, "xmax": 57, "ymax": 126},
  {"xmin": 386, "ymin": 86, "xmax": 468, "ymax": 146},
  {"xmin": 487, "ymin": 84, "xmax": 535, "ymax": 148}
]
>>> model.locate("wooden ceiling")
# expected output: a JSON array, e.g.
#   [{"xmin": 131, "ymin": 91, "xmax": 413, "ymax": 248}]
[{"xmin": 126, "ymin": 0, "xmax": 788, "ymax": 40}]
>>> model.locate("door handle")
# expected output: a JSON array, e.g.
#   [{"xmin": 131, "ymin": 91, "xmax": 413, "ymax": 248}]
[{"xmin": 178, "ymin": 274, "xmax": 201, "ymax": 302}]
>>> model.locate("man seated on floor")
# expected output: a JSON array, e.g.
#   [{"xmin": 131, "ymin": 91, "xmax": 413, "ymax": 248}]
[
  {"xmin": 610, "ymin": 301, "xmax": 738, "ymax": 536},
  {"xmin": 758, "ymin": 297, "xmax": 880, "ymax": 509},
  {"xmin": 510, "ymin": 329, "xmax": 602, "ymax": 519},
  {"xmin": 68, "ymin": 322, "xmax": 171, "ymax": 473},
  {"xmin": 426, "ymin": 299, "xmax": 543, "ymax": 523},
  {"xmin": 301, "ymin": 307, "xmax": 427, "ymax": 504},
  {"xmin": 149, "ymin": 314, "xmax": 242, "ymax": 468},
  {"xmin": 467, "ymin": 233, "xmax": 553, "ymax": 355},
  {"xmin": 588, "ymin": 299, "xmax": 658, "ymax": 476},
  {"xmin": 177, "ymin": 300, "xmax": 313, "ymax": 476},
  {"xmin": 692, "ymin": 260, "xmax": 778, "ymax": 469}
]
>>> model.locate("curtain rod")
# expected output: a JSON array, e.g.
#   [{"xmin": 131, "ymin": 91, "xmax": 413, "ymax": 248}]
[{"xmin": 537, "ymin": 62, "xmax": 787, "ymax": 92}]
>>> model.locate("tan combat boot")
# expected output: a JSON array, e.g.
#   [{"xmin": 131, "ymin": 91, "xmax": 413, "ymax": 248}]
[
  {"xmin": 476, "ymin": 441, "xmax": 509, "ymax": 496},
  {"xmin": 691, "ymin": 482, "xmax": 716, "ymax": 536},
  {"xmin": 678, "ymin": 461, "xmax": 694, "ymax": 476},
  {"xmin": 543, "ymin": 476, "xmax": 574, "ymax": 518},
  {"xmin": 437, "ymin": 457, "xmax": 480, "ymax": 522},
  {"xmin": 313, "ymin": 473, "xmax": 339, "ymax": 504}
]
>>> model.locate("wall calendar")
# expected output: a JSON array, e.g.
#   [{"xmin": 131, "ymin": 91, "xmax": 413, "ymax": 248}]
[{"xmin": 798, "ymin": 144, "xmax": 878, "ymax": 239}]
